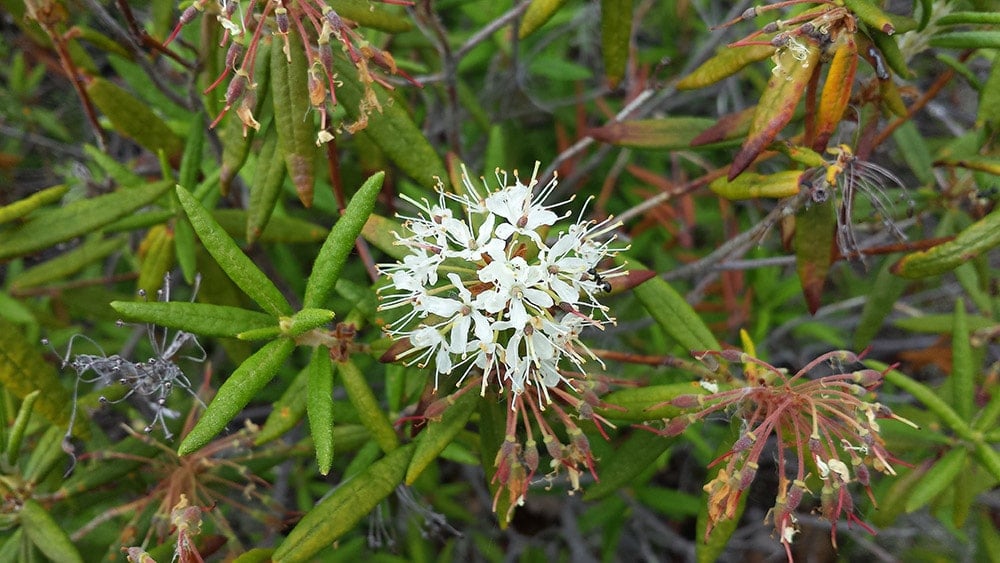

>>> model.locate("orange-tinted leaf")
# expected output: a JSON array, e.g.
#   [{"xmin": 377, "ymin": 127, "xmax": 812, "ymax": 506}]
[
  {"xmin": 677, "ymin": 44, "xmax": 776, "ymax": 90},
  {"xmin": 794, "ymin": 200, "xmax": 837, "ymax": 314},
  {"xmin": 729, "ymin": 41, "xmax": 820, "ymax": 180},
  {"xmin": 814, "ymin": 33, "xmax": 857, "ymax": 151},
  {"xmin": 588, "ymin": 117, "xmax": 716, "ymax": 149}
]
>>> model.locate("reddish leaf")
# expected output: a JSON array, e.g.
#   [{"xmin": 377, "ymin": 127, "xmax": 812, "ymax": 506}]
[
  {"xmin": 729, "ymin": 41, "xmax": 820, "ymax": 180},
  {"xmin": 794, "ymin": 200, "xmax": 837, "ymax": 314}
]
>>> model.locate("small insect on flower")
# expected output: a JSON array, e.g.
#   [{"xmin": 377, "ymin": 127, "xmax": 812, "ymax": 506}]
[
  {"xmin": 807, "ymin": 144, "xmax": 911, "ymax": 261},
  {"xmin": 44, "ymin": 274, "xmax": 207, "ymax": 474}
]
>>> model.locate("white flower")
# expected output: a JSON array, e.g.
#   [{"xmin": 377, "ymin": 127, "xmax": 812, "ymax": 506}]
[{"xmin": 378, "ymin": 163, "xmax": 624, "ymax": 410}]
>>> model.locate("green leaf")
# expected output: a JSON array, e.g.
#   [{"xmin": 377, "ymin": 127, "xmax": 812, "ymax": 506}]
[
  {"xmin": 271, "ymin": 27, "xmax": 316, "ymax": 207},
  {"xmin": 854, "ymin": 258, "xmax": 908, "ymax": 349},
  {"xmin": 110, "ymin": 301, "xmax": 276, "ymax": 338},
  {"xmin": 19, "ymin": 499, "xmax": 84, "ymax": 563},
  {"xmin": 0, "ymin": 180, "xmax": 172, "ymax": 261},
  {"xmin": 176, "ymin": 185, "xmax": 292, "ymax": 316},
  {"xmin": 10, "ymin": 235, "xmax": 126, "ymax": 290},
  {"xmin": 247, "ymin": 129, "xmax": 285, "ymax": 243},
  {"xmin": 272, "ymin": 444, "xmax": 415, "ymax": 563},
  {"xmin": 584, "ymin": 430, "xmax": 672, "ymax": 501},
  {"xmin": 893, "ymin": 207, "xmax": 1000, "ymax": 278},
  {"xmin": 303, "ymin": 172, "xmax": 385, "ymax": 309},
  {"xmin": 631, "ymin": 260, "xmax": 719, "ymax": 352},
  {"xmin": 405, "ymin": 389, "xmax": 478, "ymax": 485},
  {"xmin": 794, "ymin": 199, "xmax": 837, "ymax": 314},
  {"xmin": 0, "ymin": 318, "xmax": 72, "ymax": 427},
  {"xmin": 256, "ymin": 363, "xmax": 310, "ymax": 445},
  {"xmin": 600, "ymin": 0, "xmax": 632, "ymax": 88},
  {"xmin": 86, "ymin": 77, "xmax": 184, "ymax": 161},
  {"xmin": 952, "ymin": 299, "xmax": 974, "ymax": 422},
  {"xmin": 338, "ymin": 358, "xmax": 399, "ymax": 454},
  {"xmin": 280, "ymin": 308, "xmax": 336, "ymax": 337},
  {"xmin": 905, "ymin": 447, "xmax": 968, "ymax": 513},
  {"xmin": 22, "ymin": 425, "xmax": 66, "ymax": 484},
  {"xmin": 5, "ymin": 390, "xmax": 39, "ymax": 464},
  {"xmin": 600, "ymin": 383, "xmax": 704, "ymax": 421},
  {"xmin": 519, "ymin": 0, "xmax": 569, "ymax": 38},
  {"xmin": 0, "ymin": 184, "xmax": 69, "ymax": 224},
  {"xmin": 930, "ymin": 31, "xmax": 1000, "ymax": 49},
  {"xmin": 179, "ymin": 338, "xmax": 294, "ymax": 455},
  {"xmin": 332, "ymin": 56, "xmax": 446, "ymax": 189},
  {"xmin": 213, "ymin": 209, "xmax": 329, "ymax": 244},
  {"xmin": 893, "ymin": 313, "xmax": 996, "ymax": 333},
  {"xmin": 588, "ymin": 117, "xmax": 720, "ymax": 150},
  {"xmin": 307, "ymin": 346, "xmax": 335, "ymax": 475}
]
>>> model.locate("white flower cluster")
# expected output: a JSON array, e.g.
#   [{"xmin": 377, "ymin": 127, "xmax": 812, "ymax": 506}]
[{"xmin": 378, "ymin": 163, "xmax": 623, "ymax": 407}]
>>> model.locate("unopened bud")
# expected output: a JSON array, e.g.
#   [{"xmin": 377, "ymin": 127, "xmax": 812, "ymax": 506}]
[{"xmin": 274, "ymin": 7, "xmax": 289, "ymax": 35}]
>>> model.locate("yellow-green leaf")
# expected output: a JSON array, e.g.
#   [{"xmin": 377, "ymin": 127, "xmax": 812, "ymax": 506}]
[
  {"xmin": 86, "ymin": 77, "xmax": 183, "ymax": 161},
  {"xmin": 178, "ymin": 338, "xmax": 294, "ymax": 455},
  {"xmin": 892, "ymin": 207, "xmax": 1000, "ymax": 278},
  {"xmin": 600, "ymin": 0, "xmax": 632, "ymax": 88},
  {"xmin": 0, "ymin": 180, "xmax": 172, "ymax": 261},
  {"xmin": 0, "ymin": 184, "xmax": 69, "ymax": 224}
]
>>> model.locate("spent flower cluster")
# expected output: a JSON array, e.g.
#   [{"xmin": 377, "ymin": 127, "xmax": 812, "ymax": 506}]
[
  {"xmin": 378, "ymin": 163, "xmax": 626, "ymax": 517},
  {"xmin": 650, "ymin": 347, "xmax": 913, "ymax": 561},
  {"xmin": 167, "ymin": 0, "xmax": 415, "ymax": 140}
]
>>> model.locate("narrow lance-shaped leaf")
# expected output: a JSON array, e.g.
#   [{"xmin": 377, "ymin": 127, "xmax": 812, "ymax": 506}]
[
  {"xmin": 677, "ymin": 44, "xmax": 776, "ymax": 90},
  {"xmin": 519, "ymin": 0, "xmax": 568, "ymax": 38},
  {"xmin": 176, "ymin": 185, "xmax": 292, "ymax": 316},
  {"xmin": 630, "ymin": 258, "xmax": 720, "ymax": 352},
  {"xmin": 710, "ymin": 170, "xmax": 804, "ymax": 200},
  {"xmin": 729, "ymin": 40, "xmax": 819, "ymax": 180},
  {"xmin": 20, "ymin": 499, "xmax": 85, "ymax": 563},
  {"xmin": 10, "ymin": 235, "xmax": 125, "ymax": 290},
  {"xmin": 587, "ymin": 117, "xmax": 718, "ymax": 150},
  {"xmin": 814, "ymin": 32, "xmax": 857, "ymax": 151},
  {"xmin": 136, "ymin": 223, "xmax": 175, "ymax": 298},
  {"xmin": 338, "ymin": 358, "xmax": 399, "ymax": 454},
  {"xmin": 271, "ymin": 28, "xmax": 316, "ymax": 207},
  {"xmin": 0, "ymin": 184, "xmax": 69, "ymax": 224},
  {"xmin": 794, "ymin": 199, "xmax": 837, "ymax": 314},
  {"xmin": 904, "ymin": 447, "xmax": 968, "ymax": 513},
  {"xmin": 307, "ymin": 346, "xmax": 335, "ymax": 475},
  {"xmin": 0, "ymin": 180, "xmax": 172, "ymax": 261},
  {"xmin": 272, "ymin": 444, "xmax": 414, "ymax": 563},
  {"xmin": 600, "ymin": 0, "xmax": 632, "ymax": 88},
  {"xmin": 256, "ymin": 363, "xmax": 310, "ymax": 445},
  {"xmin": 951, "ymin": 298, "xmax": 974, "ymax": 422},
  {"xmin": 247, "ymin": 129, "xmax": 285, "ymax": 243},
  {"xmin": 303, "ymin": 172, "xmax": 385, "ymax": 309},
  {"xmin": 179, "ymin": 338, "xmax": 295, "ymax": 455},
  {"xmin": 86, "ymin": 77, "xmax": 184, "ymax": 162},
  {"xmin": 5, "ymin": 390, "xmax": 40, "ymax": 464},
  {"xmin": 405, "ymin": 389, "xmax": 478, "ymax": 485},
  {"xmin": 892, "ymin": 206, "xmax": 1000, "ymax": 278},
  {"xmin": 111, "ymin": 301, "xmax": 276, "ymax": 338}
]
